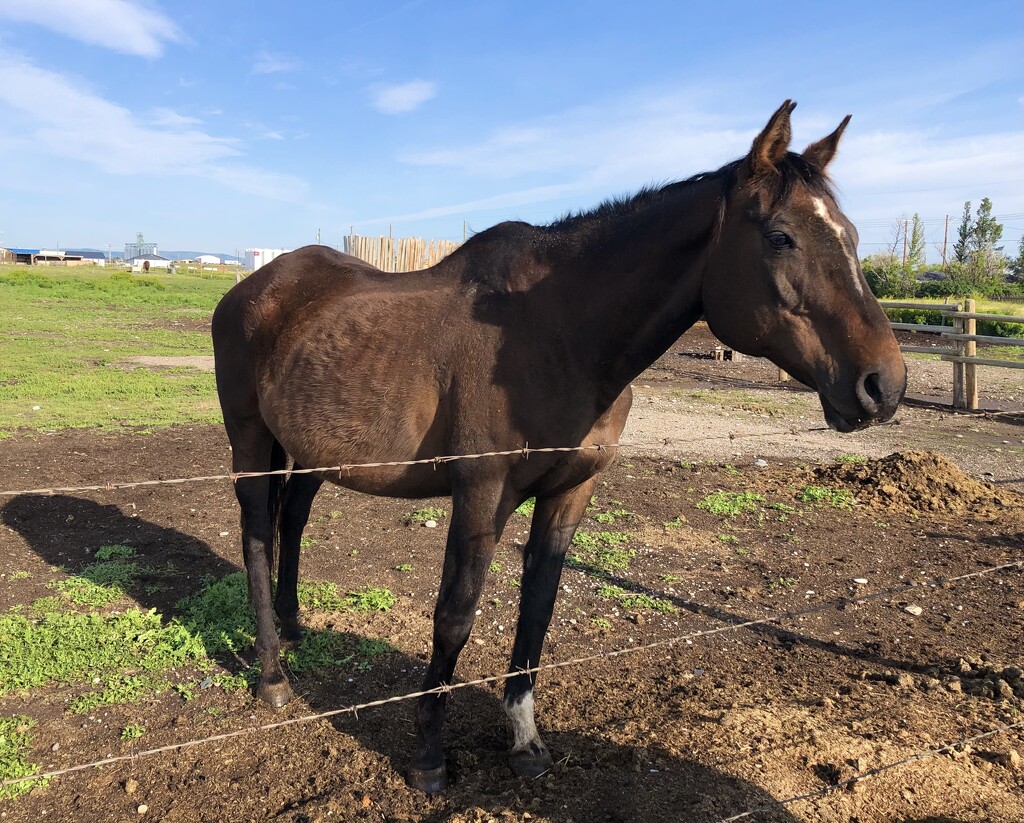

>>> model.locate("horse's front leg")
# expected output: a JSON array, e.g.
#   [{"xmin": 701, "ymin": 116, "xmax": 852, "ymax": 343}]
[
  {"xmin": 504, "ymin": 478, "xmax": 596, "ymax": 778},
  {"xmin": 407, "ymin": 480, "xmax": 513, "ymax": 793}
]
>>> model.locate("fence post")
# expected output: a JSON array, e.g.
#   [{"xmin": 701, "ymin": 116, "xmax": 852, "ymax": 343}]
[
  {"xmin": 777, "ymin": 367, "xmax": 789, "ymax": 382},
  {"xmin": 965, "ymin": 298, "xmax": 978, "ymax": 410},
  {"xmin": 951, "ymin": 300, "xmax": 965, "ymax": 409}
]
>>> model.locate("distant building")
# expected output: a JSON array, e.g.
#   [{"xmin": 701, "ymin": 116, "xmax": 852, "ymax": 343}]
[
  {"xmin": 245, "ymin": 248, "xmax": 290, "ymax": 271},
  {"xmin": 196, "ymin": 254, "xmax": 221, "ymax": 265},
  {"xmin": 125, "ymin": 232, "xmax": 158, "ymax": 261},
  {"xmin": 129, "ymin": 253, "xmax": 173, "ymax": 272}
]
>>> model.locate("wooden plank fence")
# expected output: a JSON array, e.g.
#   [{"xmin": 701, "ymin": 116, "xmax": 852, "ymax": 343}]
[
  {"xmin": 343, "ymin": 234, "xmax": 461, "ymax": 273},
  {"xmin": 880, "ymin": 298, "xmax": 1024, "ymax": 410}
]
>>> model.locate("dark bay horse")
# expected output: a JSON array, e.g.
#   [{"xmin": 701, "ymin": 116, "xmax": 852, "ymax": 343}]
[{"xmin": 212, "ymin": 101, "xmax": 906, "ymax": 792}]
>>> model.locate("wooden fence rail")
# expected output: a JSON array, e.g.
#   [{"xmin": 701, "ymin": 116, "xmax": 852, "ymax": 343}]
[
  {"xmin": 343, "ymin": 234, "xmax": 461, "ymax": 273},
  {"xmin": 879, "ymin": 299, "xmax": 1024, "ymax": 410}
]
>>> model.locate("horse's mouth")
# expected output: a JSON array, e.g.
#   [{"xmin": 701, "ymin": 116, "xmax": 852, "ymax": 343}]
[{"xmin": 820, "ymin": 395, "xmax": 873, "ymax": 433}]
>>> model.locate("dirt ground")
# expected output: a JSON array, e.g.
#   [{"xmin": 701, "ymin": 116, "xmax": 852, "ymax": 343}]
[{"xmin": 1, "ymin": 326, "xmax": 1023, "ymax": 823}]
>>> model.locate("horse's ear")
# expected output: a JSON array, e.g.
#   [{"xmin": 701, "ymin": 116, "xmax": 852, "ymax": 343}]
[
  {"xmin": 803, "ymin": 114, "xmax": 852, "ymax": 171},
  {"xmin": 747, "ymin": 100, "xmax": 797, "ymax": 176}
]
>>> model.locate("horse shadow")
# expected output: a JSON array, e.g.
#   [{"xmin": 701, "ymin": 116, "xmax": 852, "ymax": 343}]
[{"xmin": 1, "ymin": 493, "xmax": 802, "ymax": 822}]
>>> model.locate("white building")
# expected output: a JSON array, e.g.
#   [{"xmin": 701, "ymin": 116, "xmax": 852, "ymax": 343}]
[
  {"xmin": 196, "ymin": 254, "xmax": 221, "ymax": 265},
  {"xmin": 129, "ymin": 254, "xmax": 173, "ymax": 272},
  {"xmin": 245, "ymin": 248, "xmax": 290, "ymax": 271}
]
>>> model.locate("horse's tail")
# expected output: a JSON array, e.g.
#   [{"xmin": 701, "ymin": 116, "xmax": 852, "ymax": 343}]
[{"xmin": 268, "ymin": 438, "xmax": 289, "ymax": 578}]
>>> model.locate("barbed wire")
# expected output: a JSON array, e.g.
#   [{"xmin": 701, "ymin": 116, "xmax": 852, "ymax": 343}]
[
  {"xmin": 2, "ymin": 556, "xmax": 1019, "ymax": 793},
  {"xmin": 0, "ymin": 422, "xmax": 861, "ymax": 498}
]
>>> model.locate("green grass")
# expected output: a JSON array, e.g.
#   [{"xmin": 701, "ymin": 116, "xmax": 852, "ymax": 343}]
[
  {"xmin": 596, "ymin": 584, "xmax": 677, "ymax": 614},
  {"xmin": 797, "ymin": 485, "xmax": 855, "ymax": 508},
  {"xmin": 696, "ymin": 491, "xmax": 766, "ymax": 517},
  {"xmin": 120, "ymin": 724, "xmax": 146, "ymax": 741},
  {"xmin": 406, "ymin": 506, "xmax": 446, "ymax": 524},
  {"xmin": 0, "ymin": 717, "xmax": 45, "ymax": 799},
  {"xmin": 514, "ymin": 498, "xmax": 536, "ymax": 517},
  {"xmin": 0, "ymin": 266, "xmax": 232, "ymax": 434},
  {"xmin": 568, "ymin": 531, "xmax": 634, "ymax": 575}
]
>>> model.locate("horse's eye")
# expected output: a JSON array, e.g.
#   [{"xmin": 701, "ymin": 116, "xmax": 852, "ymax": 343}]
[{"xmin": 767, "ymin": 230, "xmax": 794, "ymax": 249}]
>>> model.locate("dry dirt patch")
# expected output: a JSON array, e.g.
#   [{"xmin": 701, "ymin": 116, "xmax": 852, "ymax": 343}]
[{"xmin": 124, "ymin": 355, "xmax": 215, "ymax": 371}]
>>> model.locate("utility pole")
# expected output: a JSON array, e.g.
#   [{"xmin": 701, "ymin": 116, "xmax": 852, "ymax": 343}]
[
  {"xmin": 316, "ymin": 228, "xmax": 321, "ymax": 245},
  {"xmin": 901, "ymin": 220, "xmax": 908, "ymax": 268},
  {"xmin": 941, "ymin": 214, "xmax": 949, "ymax": 271}
]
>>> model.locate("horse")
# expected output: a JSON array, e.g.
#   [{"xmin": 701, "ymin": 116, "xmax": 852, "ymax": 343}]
[{"xmin": 212, "ymin": 101, "xmax": 906, "ymax": 793}]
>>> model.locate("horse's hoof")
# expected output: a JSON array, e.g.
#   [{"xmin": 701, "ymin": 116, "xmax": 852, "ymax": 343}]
[
  {"xmin": 509, "ymin": 745, "xmax": 554, "ymax": 779},
  {"xmin": 407, "ymin": 764, "xmax": 447, "ymax": 794},
  {"xmin": 256, "ymin": 678, "xmax": 294, "ymax": 708}
]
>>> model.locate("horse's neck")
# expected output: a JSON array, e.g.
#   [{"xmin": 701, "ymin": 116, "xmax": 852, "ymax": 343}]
[{"xmin": 538, "ymin": 178, "xmax": 722, "ymax": 393}]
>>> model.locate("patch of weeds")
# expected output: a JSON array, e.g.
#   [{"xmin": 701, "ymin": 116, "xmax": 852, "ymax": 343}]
[
  {"xmin": 664, "ymin": 515, "xmax": 687, "ymax": 528},
  {"xmin": 723, "ymin": 464, "xmax": 741, "ymax": 477},
  {"xmin": 596, "ymin": 585, "xmax": 676, "ymax": 614},
  {"xmin": 94, "ymin": 544, "xmax": 135, "ymax": 561},
  {"xmin": 206, "ymin": 707, "xmax": 223, "ymax": 717},
  {"xmin": 174, "ymin": 682, "xmax": 197, "ymax": 702},
  {"xmin": 735, "ymin": 546, "xmax": 750, "ymax": 557},
  {"xmin": 0, "ymin": 716, "xmax": 45, "ymax": 799},
  {"xmin": 356, "ymin": 638, "xmax": 393, "ymax": 657},
  {"xmin": 8, "ymin": 571, "xmax": 31, "ymax": 581},
  {"xmin": 836, "ymin": 454, "xmax": 867, "ymax": 464},
  {"xmin": 659, "ymin": 574, "xmax": 683, "ymax": 583},
  {"xmin": 489, "ymin": 561, "xmax": 502, "ymax": 573},
  {"xmin": 407, "ymin": 507, "xmax": 446, "ymax": 524},
  {"xmin": 69, "ymin": 675, "xmax": 156, "ymax": 714},
  {"xmin": 47, "ymin": 557, "xmax": 143, "ymax": 607},
  {"xmin": 120, "ymin": 724, "xmax": 146, "ymax": 741},
  {"xmin": 697, "ymin": 491, "xmax": 765, "ymax": 517},
  {"xmin": 592, "ymin": 501, "xmax": 632, "ymax": 524},
  {"xmin": 344, "ymin": 586, "xmax": 396, "ymax": 613},
  {"xmin": 285, "ymin": 632, "xmax": 355, "ymax": 674},
  {"xmin": 514, "ymin": 498, "xmax": 535, "ymax": 517},
  {"xmin": 394, "ymin": 563, "xmax": 414, "ymax": 572},
  {"xmin": 212, "ymin": 672, "xmax": 251, "ymax": 692},
  {"xmin": 767, "ymin": 577, "xmax": 798, "ymax": 592},
  {"xmin": 568, "ymin": 531, "xmax": 634, "ymax": 575},
  {"xmin": 299, "ymin": 536, "xmax": 315, "ymax": 549},
  {"xmin": 591, "ymin": 617, "xmax": 612, "ymax": 629},
  {"xmin": 717, "ymin": 534, "xmax": 738, "ymax": 544},
  {"xmin": 329, "ymin": 510, "xmax": 343, "ymax": 520},
  {"xmin": 797, "ymin": 485, "xmax": 854, "ymax": 508}
]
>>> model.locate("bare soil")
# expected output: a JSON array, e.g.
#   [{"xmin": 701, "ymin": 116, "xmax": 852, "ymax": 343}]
[{"xmin": 1, "ymin": 327, "xmax": 1023, "ymax": 823}]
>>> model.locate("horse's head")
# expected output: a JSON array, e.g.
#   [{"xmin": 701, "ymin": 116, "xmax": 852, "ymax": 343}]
[{"xmin": 703, "ymin": 101, "xmax": 906, "ymax": 433}]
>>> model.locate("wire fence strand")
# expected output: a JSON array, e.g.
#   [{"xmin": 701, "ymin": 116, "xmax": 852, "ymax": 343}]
[
  {"xmin": 0, "ymin": 419, "xmax": 897, "ymax": 498},
  {"xmin": 2, "ymin": 556, "xmax": 1019, "ymax": 793}
]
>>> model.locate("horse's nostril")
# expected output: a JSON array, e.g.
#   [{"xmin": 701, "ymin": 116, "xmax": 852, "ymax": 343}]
[{"xmin": 856, "ymin": 371, "xmax": 884, "ymax": 415}]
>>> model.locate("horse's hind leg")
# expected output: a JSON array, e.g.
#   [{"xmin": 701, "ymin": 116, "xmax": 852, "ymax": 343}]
[
  {"xmin": 275, "ymin": 467, "xmax": 323, "ymax": 646},
  {"xmin": 228, "ymin": 419, "xmax": 293, "ymax": 707},
  {"xmin": 503, "ymin": 478, "xmax": 596, "ymax": 778}
]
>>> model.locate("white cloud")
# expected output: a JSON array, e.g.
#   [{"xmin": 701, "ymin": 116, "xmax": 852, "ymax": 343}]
[
  {"xmin": 371, "ymin": 80, "xmax": 436, "ymax": 114},
  {"xmin": 0, "ymin": 56, "xmax": 308, "ymax": 201},
  {"xmin": 252, "ymin": 50, "xmax": 301, "ymax": 75},
  {"xmin": 0, "ymin": 0, "xmax": 182, "ymax": 58}
]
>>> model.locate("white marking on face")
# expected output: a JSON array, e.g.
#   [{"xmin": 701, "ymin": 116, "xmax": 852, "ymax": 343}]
[
  {"xmin": 811, "ymin": 196, "xmax": 863, "ymax": 297},
  {"xmin": 504, "ymin": 691, "xmax": 540, "ymax": 751}
]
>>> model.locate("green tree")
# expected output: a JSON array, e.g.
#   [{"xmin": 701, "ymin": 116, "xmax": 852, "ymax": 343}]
[
  {"xmin": 970, "ymin": 197, "xmax": 1005, "ymax": 279},
  {"xmin": 906, "ymin": 213, "xmax": 925, "ymax": 273},
  {"xmin": 951, "ymin": 201, "xmax": 972, "ymax": 265},
  {"xmin": 1009, "ymin": 239, "xmax": 1024, "ymax": 281}
]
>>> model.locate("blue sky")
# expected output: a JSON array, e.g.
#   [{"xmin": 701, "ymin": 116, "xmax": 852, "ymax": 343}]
[{"xmin": 0, "ymin": 0, "xmax": 1021, "ymax": 261}]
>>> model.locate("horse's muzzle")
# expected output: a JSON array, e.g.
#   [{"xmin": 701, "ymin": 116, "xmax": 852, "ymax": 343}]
[{"xmin": 821, "ymin": 361, "xmax": 907, "ymax": 433}]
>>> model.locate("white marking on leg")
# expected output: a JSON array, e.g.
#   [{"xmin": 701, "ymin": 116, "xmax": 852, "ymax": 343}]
[
  {"xmin": 811, "ymin": 196, "xmax": 863, "ymax": 297},
  {"xmin": 504, "ymin": 691, "xmax": 540, "ymax": 751}
]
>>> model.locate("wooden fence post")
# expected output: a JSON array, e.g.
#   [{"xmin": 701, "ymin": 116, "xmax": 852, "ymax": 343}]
[
  {"xmin": 965, "ymin": 298, "xmax": 978, "ymax": 410},
  {"xmin": 952, "ymin": 300, "xmax": 965, "ymax": 409}
]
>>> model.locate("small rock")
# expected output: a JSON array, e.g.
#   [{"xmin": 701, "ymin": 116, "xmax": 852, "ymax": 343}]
[
  {"xmin": 50, "ymin": 742, "xmax": 59, "ymax": 752},
  {"xmin": 852, "ymin": 578, "xmax": 868, "ymax": 586},
  {"xmin": 996, "ymin": 750, "xmax": 1022, "ymax": 771},
  {"xmin": 904, "ymin": 605, "xmax": 924, "ymax": 616},
  {"xmin": 945, "ymin": 678, "xmax": 963, "ymax": 693},
  {"xmin": 995, "ymin": 679, "xmax": 1015, "ymax": 700},
  {"xmin": 137, "ymin": 804, "xmax": 148, "ymax": 815},
  {"xmin": 895, "ymin": 673, "xmax": 914, "ymax": 689},
  {"xmin": 219, "ymin": 531, "xmax": 229, "ymax": 537},
  {"xmin": 423, "ymin": 520, "xmax": 438, "ymax": 529},
  {"xmin": 123, "ymin": 779, "xmax": 138, "ymax": 795},
  {"xmin": 754, "ymin": 459, "xmax": 768, "ymax": 468},
  {"xmin": 199, "ymin": 678, "xmax": 214, "ymax": 690}
]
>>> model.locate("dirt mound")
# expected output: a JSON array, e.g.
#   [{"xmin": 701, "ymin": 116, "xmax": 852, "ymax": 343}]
[{"xmin": 815, "ymin": 450, "xmax": 1022, "ymax": 515}]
